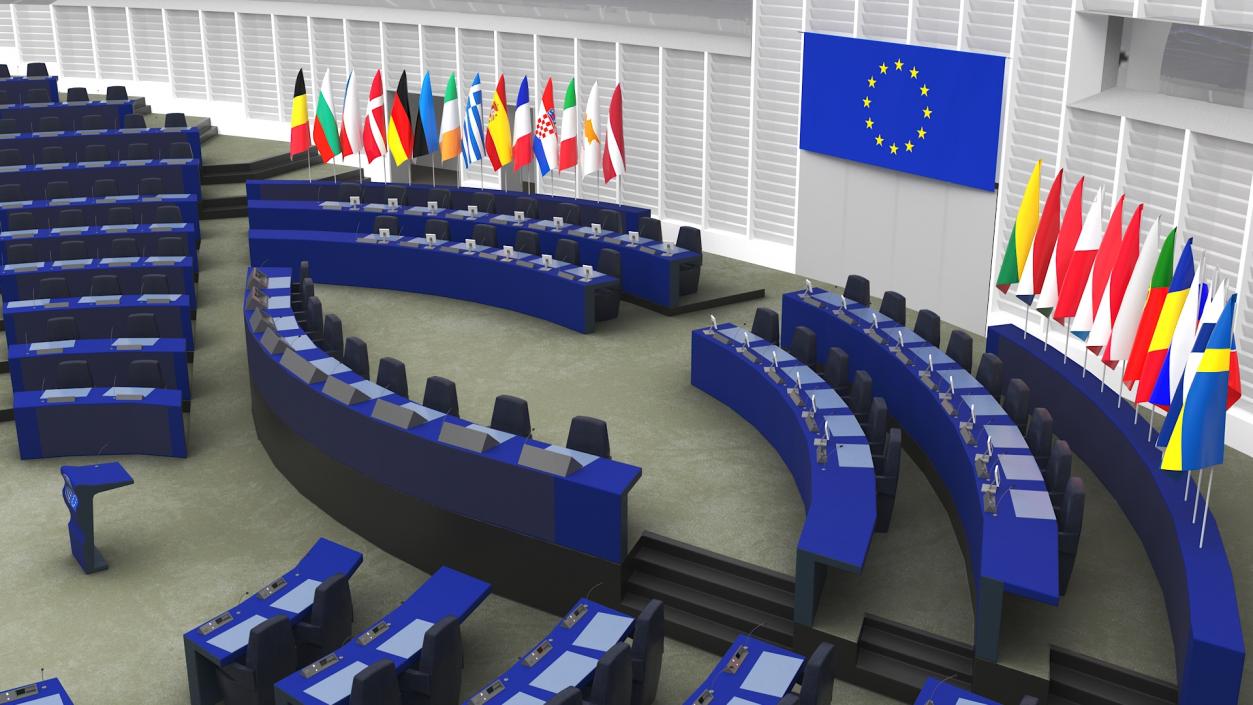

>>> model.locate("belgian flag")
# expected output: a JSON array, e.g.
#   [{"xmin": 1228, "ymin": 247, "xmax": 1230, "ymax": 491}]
[{"xmin": 289, "ymin": 69, "xmax": 311, "ymax": 158}]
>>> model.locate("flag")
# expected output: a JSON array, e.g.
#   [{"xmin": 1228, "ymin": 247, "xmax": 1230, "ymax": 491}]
[
  {"xmin": 1161, "ymin": 293, "xmax": 1237, "ymax": 471},
  {"xmin": 1160, "ymin": 281, "xmax": 1228, "ymax": 445},
  {"xmin": 581, "ymin": 82, "xmax": 602, "ymax": 177},
  {"xmin": 996, "ymin": 160, "xmax": 1041, "ymax": 292},
  {"xmin": 1123, "ymin": 228, "xmax": 1178, "ymax": 387},
  {"xmin": 1090, "ymin": 204, "xmax": 1143, "ymax": 355},
  {"xmin": 338, "ymin": 71, "xmax": 362, "ymax": 159},
  {"xmin": 1053, "ymin": 186, "xmax": 1105, "ymax": 321},
  {"xmin": 312, "ymin": 70, "xmax": 341, "ymax": 163},
  {"xmin": 439, "ymin": 74, "xmax": 461, "ymax": 162},
  {"xmin": 1150, "ymin": 263, "xmax": 1204, "ymax": 406},
  {"xmin": 362, "ymin": 70, "xmax": 386, "ymax": 164},
  {"xmin": 1035, "ymin": 177, "xmax": 1085, "ymax": 313},
  {"xmin": 386, "ymin": 72, "xmax": 413, "ymax": 166},
  {"xmin": 1016, "ymin": 169, "xmax": 1063, "ymax": 304},
  {"xmin": 534, "ymin": 78, "xmax": 559, "ymax": 177},
  {"xmin": 558, "ymin": 79, "xmax": 578, "ymax": 172},
  {"xmin": 512, "ymin": 76, "xmax": 533, "ymax": 171},
  {"xmin": 1136, "ymin": 238, "xmax": 1195, "ymax": 404},
  {"xmin": 1107, "ymin": 218, "xmax": 1161, "ymax": 364},
  {"xmin": 603, "ymin": 83, "xmax": 626, "ymax": 184},
  {"xmin": 462, "ymin": 73, "xmax": 484, "ymax": 168},
  {"xmin": 1070, "ymin": 194, "xmax": 1124, "ymax": 339},
  {"xmin": 485, "ymin": 74, "xmax": 513, "ymax": 170},
  {"xmin": 419, "ymin": 71, "xmax": 439, "ymax": 157},
  {"xmin": 290, "ymin": 69, "xmax": 311, "ymax": 158}
]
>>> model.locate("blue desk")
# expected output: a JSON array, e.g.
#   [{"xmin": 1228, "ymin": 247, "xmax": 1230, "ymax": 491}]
[
  {"xmin": 0, "ymin": 100, "xmax": 132, "ymax": 132},
  {"xmin": 249, "ymin": 228, "xmax": 616, "ymax": 333},
  {"xmin": 988, "ymin": 326, "xmax": 1244, "ymax": 704},
  {"xmin": 913, "ymin": 678, "xmax": 1000, "ymax": 705},
  {"xmin": 247, "ymin": 200, "xmax": 696, "ymax": 308},
  {"xmin": 0, "ymin": 76, "xmax": 58, "ymax": 106},
  {"xmin": 0, "ymin": 126, "xmax": 201, "ymax": 162},
  {"xmin": 10, "ymin": 337, "xmax": 190, "ymax": 398},
  {"xmin": 0, "ymin": 158, "xmax": 199, "ymax": 201},
  {"xmin": 62, "ymin": 461, "xmax": 134, "ymax": 573},
  {"xmin": 4, "ymin": 293, "xmax": 193, "ymax": 347},
  {"xmin": 782, "ymin": 290, "xmax": 1058, "ymax": 662},
  {"xmin": 461, "ymin": 599, "xmax": 635, "ymax": 705},
  {"xmin": 0, "ymin": 193, "xmax": 199, "ymax": 230},
  {"xmin": 276, "ymin": 566, "xmax": 492, "ymax": 705},
  {"xmin": 0, "ymin": 677, "xmax": 75, "ymax": 705},
  {"xmin": 247, "ymin": 179, "xmax": 651, "ymax": 233},
  {"xmin": 1, "ymin": 222, "xmax": 198, "ymax": 264},
  {"xmin": 182, "ymin": 538, "xmax": 365, "ymax": 705},
  {"xmin": 245, "ymin": 266, "xmax": 640, "ymax": 563},
  {"xmin": 14, "ymin": 386, "xmax": 185, "ymax": 458},
  {"xmin": 1, "ymin": 255, "xmax": 195, "ymax": 303},
  {"xmin": 682, "ymin": 635, "xmax": 805, "ymax": 705},
  {"xmin": 691, "ymin": 323, "xmax": 877, "ymax": 624}
]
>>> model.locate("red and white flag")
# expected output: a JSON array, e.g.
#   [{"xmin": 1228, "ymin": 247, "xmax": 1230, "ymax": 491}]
[
  {"xmin": 1089, "ymin": 204, "xmax": 1143, "ymax": 355},
  {"xmin": 362, "ymin": 70, "xmax": 386, "ymax": 164},
  {"xmin": 603, "ymin": 83, "xmax": 625, "ymax": 183},
  {"xmin": 1052, "ymin": 186, "xmax": 1105, "ymax": 322}
]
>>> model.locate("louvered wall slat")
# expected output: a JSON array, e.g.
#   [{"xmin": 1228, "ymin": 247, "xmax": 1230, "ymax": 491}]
[
  {"xmin": 579, "ymin": 39, "xmax": 616, "ymax": 200},
  {"xmin": 1060, "ymin": 109, "xmax": 1120, "ymax": 208},
  {"xmin": 1211, "ymin": 0, "xmax": 1253, "ymax": 29},
  {"xmin": 1120, "ymin": 121, "xmax": 1185, "ymax": 227},
  {"xmin": 1080, "ymin": 0, "xmax": 1135, "ymax": 15},
  {"xmin": 914, "ymin": 0, "xmax": 961, "ymax": 48},
  {"xmin": 1182, "ymin": 135, "xmax": 1252, "ymax": 302},
  {"xmin": 1142, "ymin": 0, "xmax": 1203, "ymax": 23},
  {"xmin": 963, "ymin": 0, "xmax": 1015, "ymax": 55},
  {"xmin": 130, "ymin": 8, "xmax": 167, "ymax": 83},
  {"xmin": 0, "ymin": 7, "xmax": 13, "ymax": 50},
  {"xmin": 861, "ymin": 0, "xmax": 910, "ymax": 41},
  {"xmin": 752, "ymin": 0, "xmax": 803, "ymax": 245},
  {"xmin": 204, "ymin": 12, "xmax": 242, "ymax": 103},
  {"xmin": 537, "ymin": 35, "xmax": 577, "ymax": 198},
  {"xmin": 808, "ymin": 0, "xmax": 857, "ymax": 36},
  {"xmin": 14, "ymin": 5, "xmax": 55, "ymax": 65},
  {"xmin": 54, "ymin": 5, "xmax": 95, "ymax": 79},
  {"xmin": 499, "ymin": 33, "xmax": 535, "ymax": 88},
  {"xmin": 93, "ymin": 7, "xmax": 132, "ymax": 80},
  {"xmin": 346, "ymin": 21, "xmax": 381, "ymax": 123},
  {"xmin": 706, "ymin": 54, "xmax": 751, "ymax": 234},
  {"xmin": 619, "ymin": 44, "xmax": 660, "ymax": 215},
  {"xmin": 311, "ymin": 17, "xmax": 347, "ymax": 113},
  {"xmin": 383, "ymin": 23, "xmax": 420, "ymax": 88},
  {"xmin": 240, "ymin": 13, "xmax": 279, "ymax": 120},
  {"xmin": 275, "ymin": 16, "xmax": 311, "ymax": 122},
  {"xmin": 662, "ymin": 49, "xmax": 705, "ymax": 223},
  {"xmin": 422, "ymin": 26, "xmax": 457, "ymax": 92},
  {"xmin": 166, "ymin": 10, "xmax": 207, "ymax": 99},
  {"xmin": 460, "ymin": 28, "xmax": 497, "ymax": 187}
]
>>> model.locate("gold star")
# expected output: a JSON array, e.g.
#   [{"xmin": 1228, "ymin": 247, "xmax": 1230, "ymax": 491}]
[
  {"xmin": 920, "ymin": 84, "xmax": 930, "ymax": 96},
  {"xmin": 909, "ymin": 67, "xmax": 919, "ymax": 79},
  {"xmin": 917, "ymin": 126, "xmax": 927, "ymax": 139},
  {"xmin": 868, "ymin": 77, "xmax": 877, "ymax": 88},
  {"xmin": 862, "ymin": 96, "xmax": 872, "ymax": 108},
  {"xmin": 922, "ymin": 106, "xmax": 933, "ymax": 119},
  {"xmin": 865, "ymin": 117, "xmax": 874, "ymax": 129},
  {"xmin": 875, "ymin": 134, "xmax": 884, "ymax": 146},
  {"xmin": 889, "ymin": 143, "xmax": 899, "ymax": 155},
  {"xmin": 894, "ymin": 59, "xmax": 904, "ymax": 71},
  {"xmin": 879, "ymin": 63, "xmax": 888, "ymax": 74},
  {"xmin": 905, "ymin": 140, "xmax": 914, "ymax": 152}
]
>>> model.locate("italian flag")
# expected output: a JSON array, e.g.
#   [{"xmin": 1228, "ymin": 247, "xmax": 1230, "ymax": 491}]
[
  {"xmin": 313, "ymin": 70, "xmax": 341, "ymax": 164},
  {"xmin": 996, "ymin": 160, "xmax": 1041, "ymax": 292},
  {"xmin": 558, "ymin": 79, "xmax": 578, "ymax": 172},
  {"xmin": 439, "ymin": 74, "xmax": 462, "ymax": 162}
]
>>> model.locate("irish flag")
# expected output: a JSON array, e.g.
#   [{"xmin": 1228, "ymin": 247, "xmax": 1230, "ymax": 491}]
[
  {"xmin": 996, "ymin": 160, "xmax": 1041, "ymax": 293},
  {"xmin": 558, "ymin": 79, "xmax": 578, "ymax": 172},
  {"xmin": 313, "ymin": 70, "xmax": 341, "ymax": 164},
  {"xmin": 439, "ymin": 74, "xmax": 461, "ymax": 162}
]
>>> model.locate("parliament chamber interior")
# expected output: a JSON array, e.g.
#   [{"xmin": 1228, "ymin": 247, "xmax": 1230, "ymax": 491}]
[{"xmin": 2, "ymin": 1, "xmax": 1253, "ymax": 704}]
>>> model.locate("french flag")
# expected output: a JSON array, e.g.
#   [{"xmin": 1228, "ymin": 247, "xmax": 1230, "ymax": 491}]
[{"xmin": 512, "ymin": 76, "xmax": 533, "ymax": 170}]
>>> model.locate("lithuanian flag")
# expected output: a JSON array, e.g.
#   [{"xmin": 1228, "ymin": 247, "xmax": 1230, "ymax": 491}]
[
  {"xmin": 290, "ymin": 69, "xmax": 311, "ymax": 158},
  {"xmin": 996, "ymin": 160, "xmax": 1041, "ymax": 292}
]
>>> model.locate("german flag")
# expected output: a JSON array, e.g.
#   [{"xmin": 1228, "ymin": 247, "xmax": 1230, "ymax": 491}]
[
  {"xmin": 290, "ymin": 69, "xmax": 311, "ymax": 158},
  {"xmin": 387, "ymin": 71, "xmax": 414, "ymax": 166}
]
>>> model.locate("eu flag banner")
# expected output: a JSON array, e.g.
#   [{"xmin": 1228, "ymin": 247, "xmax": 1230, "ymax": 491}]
[{"xmin": 800, "ymin": 33, "xmax": 1006, "ymax": 191}]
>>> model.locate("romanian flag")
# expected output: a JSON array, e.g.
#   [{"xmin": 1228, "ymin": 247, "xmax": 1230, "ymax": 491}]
[
  {"xmin": 1135, "ymin": 238, "xmax": 1195, "ymax": 404},
  {"xmin": 1016, "ymin": 169, "xmax": 1063, "ymax": 304},
  {"xmin": 1161, "ymin": 292, "xmax": 1237, "ymax": 471},
  {"xmin": 439, "ymin": 74, "xmax": 461, "ymax": 162},
  {"xmin": 1035, "ymin": 177, "xmax": 1085, "ymax": 313},
  {"xmin": 386, "ymin": 71, "xmax": 414, "ymax": 166},
  {"xmin": 290, "ymin": 69, "xmax": 311, "ymax": 158},
  {"xmin": 312, "ymin": 70, "xmax": 341, "ymax": 163},
  {"xmin": 995, "ymin": 160, "xmax": 1041, "ymax": 292},
  {"xmin": 485, "ymin": 74, "xmax": 513, "ymax": 170}
]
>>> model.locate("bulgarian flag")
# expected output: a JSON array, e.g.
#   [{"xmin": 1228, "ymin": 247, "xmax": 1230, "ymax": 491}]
[
  {"xmin": 1135, "ymin": 238, "xmax": 1195, "ymax": 404},
  {"xmin": 558, "ymin": 78, "xmax": 578, "ymax": 172},
  {"xmin": 1016, "ymin": 169, "xmax": 1063, "ymax": 304},
  {"xmin": 1053, "ymin": 186, "xmax": 1106, "ymax": 322},
  {"xmin": 439, "ymin": 74, "xmax": 462, "ymax": 162},
  {"xmin": 312, "ymin": 70, "xmax": 341, "ymax": 164},
  {"xmin": 290, "ymin": 69, "xmax": 311, "ymax": 158},
  {"xmin": 1035, "ymin": 176, "xmax": 1085, "ymax": 314},
  {"xmin": 996, "ymin": 160, "xmax": 1041, "ymax": 293}
]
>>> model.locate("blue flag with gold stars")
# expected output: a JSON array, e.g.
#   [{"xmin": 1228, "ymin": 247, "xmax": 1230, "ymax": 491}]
[{"xmin": 799, "ymin": 33, "xmax": 1006, "ymax": 191}]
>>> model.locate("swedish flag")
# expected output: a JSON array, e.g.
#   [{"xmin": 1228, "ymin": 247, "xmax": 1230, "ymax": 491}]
[{"xmin": 1161, "ymin": 293, "xmax": 1237, "ymax": 472}]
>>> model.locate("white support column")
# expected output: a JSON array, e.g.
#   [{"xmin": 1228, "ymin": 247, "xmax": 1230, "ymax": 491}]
[
  {"xmin": 1055, "ymin": 0, "xmax": 1081, "ymax": 170},
  {"xmin": 657, "ymin": 46, "xmax": 666, "ymax": 220},
  {"xmin": 957, "ymin": 0, "xmax": 970, "ymax": 49},
  {"xmin": 1112, "ymin": 116, "xmax": 1128, "ymax": 198},
  {"xmin": 51, "ymin": 6, "xmax": 65, "ymax": 80},
  {"xmin": 1173, "ymin": 129, "xmax": 1194, "ymax": 230},
  {"xmin": 199, "ymin": 11, "xmax": 213, "ymax": 101},
  {"xmin": 906, "ymin": 0, "xmax": 918, "ymax": 45},
  {"xmin": 615, "ymin": 41, "xmax": 622, "ymax": 204},
  {"xmin": 87, "ymin": 6, "xmax": 102, "ymax": 82},
  {"xmin": 11, "ymin": 5, "xmax": 22, "ymax": 66},
  {"xmin": 235, "ymin": 12, "xmax": 249, "ymax": 118},
  {"xmin": 745, "ymin": 0, "xmax": 762, "ymax": 238},
  {"xmin": 984, "ymin": 0, "xmax": 1025, "ymax": 328},
  {"xmin": 125, "ymin": 8, "xmax": 139, "ymax": 82},
  {"xmin": 701, "ymin": 51, "xmax": 711, "ymax": 231},
  {"xmin": 573, "ymin": 37, "xmax": 581, "ymax": 200},
  {"xmin": 162, "ymin": 9, "xmax": 175, "ymax": 99},
  {"xmin": 270, "ymin": 14, "xmax": 283, "ymax": 124}
]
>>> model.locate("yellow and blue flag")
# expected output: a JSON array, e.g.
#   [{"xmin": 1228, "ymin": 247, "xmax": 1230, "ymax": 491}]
[
  {"xmin": 799, "ymin": 33, "xmax": 1005, "ymax": 191},
  {"xmin": 1161, "ymin": 292, "xmax": 1237, "ymax": 471}
]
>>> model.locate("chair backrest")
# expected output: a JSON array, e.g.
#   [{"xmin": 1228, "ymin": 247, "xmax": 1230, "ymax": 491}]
[
  {"xmin": 123, "ymin": 114, "xmax": 147, "ymax": 129},
  {"xmin": 349, "ymin": 660, "xmax": 401, "ymax": 705},
  {"xmin": 471, "ymin": 192, "xmax": 495, "ymax": 213},
  {"xmin": 545, "ymin": 688, "xmax": 584, "ymax": 705},
  {"xmin": 139, "ymin": 273, "xmax": 169, "ymax": 295},
  {"xmin": 6, "ymin": 243, "xmax": 35, "ymax": 264},
  {"xmin": 1046, "ymin": 439, "xmax": 1072, "ymax": 497},
  {"xmin": 344, "ymin": 336, "xmax": 370, "ymax": 378},
  {"xmin": 299, "ymin": 260, "xmax": 311, "ymax": 282},
  {"xmin": 516, "ymin": 230, "xmax": 541, "ymax": 256},
  {"xmin": 308, "ymin": 573, "xmax": 354, "ymax": 648},
  {"xmin": 638, "ymin": 216, "xmax": 662, "ymax": 240},
  {"xmin": 304, "ymin": 296, "xmax": 324, "ymax": 335},
  {"xmin": 0, "ymin": 118, "xmax": 15, "ymax": 134},
  {"xmin": 426, "ymin": 219, "xmax": 450, "ymax": 240},
  {"xmin": 676, "ymin": 226, "xmax": 701, "ymax": 253},
  {"xmin": 428, "ymin": 189, "xmax": 451, "ymax": 208},
  {"xmin": 66, "ymin": 87, "xmax": 89, "ymax": 103},
  {"xmin": 128, "ymin": 359, "xmax": 164, "ymax": 388},
  {"xmin": 423, "ymin": 376, "xmax": 459, "ymax": 416},
  {"xmin": 245, "ymin": 615, "xmax": 298, "ymax": 691},
  {"xmin": 126, "ymin": 143, "xmax": 152, "ymax": 161},
  {"xmin": 823, "ymin": 347, "xmax": 849, "ymax": 389},
  {"xmin": 597, "ymin": 249, "xmax": 621, "ymax": 279},
  {"xmin": 125, "ymin": 312, "xmax": 159, "ymax": 338},
  {"xmin": 90, "ymin": 274, "xmax": 120, "ymax": 297},
  {"xmin": 1026, "ymin": 407, "xmax": 1053, "ymax": 464},
  {"xmin": 0, "ymin": 184, "xmax": 23, "ymax": 201},
  {"xmin": 588, "ymin": 642, "xmax": 631, "ymax": 705},
  {"xmin": 323, "ymin": 314, "xmax": 345, "ymax": 360},
  {"xmin": 596, "ymin": 209, "xmax": 624, "ymax": 233},
  {"xmin": 94, "ymin": 179, "xmax": 118, "ymax": 198},
  {"xmin": 946, "ymin": 330, "xmax": 973, "ymax": 373},
  {"xmin": 57, "ymin": 209, "xmax": 84, "ymax": 228},
  {"xmin": 28, "ymin": 88, "xmax": 50, "ymax": 104},
  {"xmin": 515, "ymin": 196, "xmax": 539, "ymax": 219},
  {"xmin": 59, "ymin": 239, "xmax": 87, "ymax": 261},
  {"xmin": 26, "ymin": 63, "xmax": 48, "ymax": 77},
  {"xmin": 472, "ymin": 223, "xmax": 497, "ymax": 248},
  {"xmin": 555, "ymin": 238, "xmax": 580, "ymax": 265},
  {"xmin": 630, "ymin": 599, "xmax": 665, "ymax": 705},
  {"xmin": 36, "ymin": 116, "xmax": 61, "ymax": 133},
  {"xmin": 302, "ymin": 276, "xmax": 315, "ymax": 304},
  {"xmin": 0, "ymin": 148, "xmax": 20, "ymax": 166},
  {"xmin": 373, "ymin": 215, "xmax": 399, "ymax": 235},
  {"xmin": 415, "ymin": 616, "xmax": 464, "ymax": 705},
  {"xmin": 567, "ymin": 416, "xmax": 610, "ymax": 458},
  {"xmin": 139, "ymin": 177, "xmax": 163, "ymax": 197},
  {"xmin": 382, "ymin": 184, "xmax": 408, "ymax": 206},
  {"xmin": 156, "ymin": 236, "xmax": 187, "ymax": 257},
  {"xmin": 110, "ymin": 238, "xmax": 139, "ymax": 258},
  {"xmin": 80, "ymin": 115, "xmax": 105, "ymax": 131},
  {"xmin": 491, "ymin": 395, "xmax": 532, "ymax": 437},
  {"xmin": 46, "ymin": 316, "xmax": 78, "ymax": 342},
  {"xmin": 168, "ymin": 142, "xmax": 193, "ymax": 160},
  {"xmin": 867, "ymin": 397, "xmax": 888, "ymax": 445},
  {"xmin": 882, "ymin": 428, "xmax": 902, "ymax": 481},
  {"xmin": 789, "ymin": 325, "xmax": 817, "ymax": 367},
  {"xmin": 7, "ymin": 211, "xmax": 34, "ymax": 231},
  {"xmin": 106, "ymin": 85, "xmax": 129, "ymax": 101},
  {"xmin": 844, "ymin": 274, "xmax": 870, "ymax": 305},
  {"xmin": 752, "ymin": 307, "xmax": 780, "ymax": 345},
  {"xmin": 375, "ymin": 357, "xmax": 407, "ymax": 397},
  {"xmin": 55, "ymin": 360, "xmax": 93, "ymax": 389},
  {"xmin": 107, "ymin": 206, "xmax": 133, "ymax": 226},
  {"xmin": 37, "ymin": 276, "xmax": 68, "ymax": 299},
  {"xmin": 83, "ymin": 144, "xmax": 110, "ymax": 162},
  {"xmin": 337, "ymin": 182, "xmax": 362, "ymax": 202},
  {"xmin": 0, "ymin": 65, "xmax": 8, "ymax": 78},
  {"xmin": 794, "ymin": 642, "xmax": 837, "ymax": 705},
  {"xmin": 1060, "ymin": 476, "xmax": 1085, "ymax": 536},
  {"xmin": 880, "ymin": 290, "xmax": 906, "ymax": 325},
  {"xmin": 154, "ymin": 205, "xmax": 183, "ymax": 224},
  {"xmin": 557, "ymin": 202, "xmax": 581, "ymax": 225},
  {"xmin": 45, "ymin": 180, "xmax": 69, "ymax": 200},
  {"xmin": 1003, "ymin": 378, "xmax": 1031, "ymax": 430},
  {"xmin": 35, "ymin": 147, "xmax": 60, "ymax": 166},
  {"xmin": 165, "ymin": 113, "xmax": 188, "ymax": 128},
  {"xmin": 850, "ymin": 370, "xmax": 874, "ymax": 416},
  {"xmin": 975, "ymin": 353, "xmax": 1005, "ymax": 399}
]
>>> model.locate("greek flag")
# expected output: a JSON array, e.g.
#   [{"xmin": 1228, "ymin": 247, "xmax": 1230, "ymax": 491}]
[{"xmin": 462, "ymin": 73, "xmax": 485, "ymax": 168}]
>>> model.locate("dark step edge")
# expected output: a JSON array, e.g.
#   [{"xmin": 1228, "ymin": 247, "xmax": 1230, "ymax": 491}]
[
  {"xmin": 857, "ymin": 627, "xmax": 973, "ymax": 678},
  {"xmin": 861, "ymin": 613, "xmax": 974, "ymax": 660},
  {"xmin": 629, "ymin": 546, "xmax": 794, "ymax": 618},
  {"xmin": 632, "ymin": 531, "xmax": 796, "ymax": 593},
  {"xmin": 1050, "ymin": 647, "xmax": 1177, "ymax": 703},
  {"xmin": 621, "ymin": 592, "xmax": 738, "ymax": 655},
  {"xmin": 625, "ymin": 572, "xmax": 793, "ymax": 643},
  {"xmin": 853, "ymin": 648, "xmax": 970, "ymax": 703}
]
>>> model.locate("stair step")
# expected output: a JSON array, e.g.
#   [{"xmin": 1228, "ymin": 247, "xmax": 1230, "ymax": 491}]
[
  {"xmin": 630, "ymin": 545, "xmax": 793, "ymax": 619},
  {"xmin": 858, "ymin": 621, "xmax": 972, "ymax": 678},
  {"xmin": 634, "ymin": 532, "xmax": 795, "ymax": 593},
  {"xmin": 862, "ymin": 615, "xmax": 972, "ymax": 662},
  {"xmin": 1050, "ymin": 663, "xmax": 1175, "ymax": 705},
  {"xmin": 1050, "ymin": 649, "xmax": 1176, "ymax": 704},
  {"xmin": 621, "ymin": 592, "xmax": 739, "ymax": 655},
  {"xmin": 854, "ymin": 647, "xmax": 967, "ymax": 702},
  {"xmin": 625, "ymin": 572, "xmax": 793, "ymax": 646}
]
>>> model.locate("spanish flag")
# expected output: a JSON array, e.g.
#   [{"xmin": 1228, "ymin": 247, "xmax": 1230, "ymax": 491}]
[
  {"xmin": 386, "ymin": 71, "xmax": 413, "ymax": 166},
  {"xmin": 1161, "ymin": 292, "xmax": 1236, "ymax": 471},
  {"xmin": 995, "ymin": 160, "xmax": 1041, "ymax": 292},
  {"xmin": 290, "ymin": 69, "xmax": 311, "ymax": 158},
  {"xmin": 485, "ymin": 74, "xmax": 513, "ymax": 170}
]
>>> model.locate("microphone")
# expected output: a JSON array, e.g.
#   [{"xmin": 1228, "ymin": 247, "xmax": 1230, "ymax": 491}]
[
  {"xmin": 96, "ymin": 441, "xmax": 111, "ymax": 456},
  {"xmin": 923, "ymin": 674, "xmax": 960, "ymax": 705},
  {"xmin": 804, "ymin": 278, "xmax": 813, "ymax": 295},
  {"xmin": 709, "ymin": 314, "xmax": 717, "ymax": 331},
  {"xmin": 584, "ymin": 581, "xmax": 603, "ymax": 600},
  {"xmin": 771, "ymin": 349, "xmax": 779, "ymax": 368}
]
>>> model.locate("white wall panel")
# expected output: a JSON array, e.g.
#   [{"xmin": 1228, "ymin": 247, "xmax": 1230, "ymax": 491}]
[
  {"xmin": 751, "ymin": 0, "xmax": 803, "ymax": 246},
  {"xmin": 808, "ymin": 0, "xmax": 857, "ymax": 36},
  {"xmin": 537, "ymin": 35, "xmax": 577, "ymax": 198},
  {"xmin": 706, "ymin": 53, "xmax": 751, "ymax": 233},
  {"xmin": 619, "ymin": 44, "xmax": 661, "ymax": 215},
  {"xmin": 346, "ymin": 21, "xmax": 382, "ymax": 121},
  {"xmin": 275, "ymin": 15, "xmax": 311, "ymax": 122},
  {"xmin": 578, "ymin": 39, "xmax": 616, "ymax": 200},
  {"xmin": 963, "ymin": 0, "xmax": 1015, "ymax": 55},
  {"xmin": 204, "ymin": 12, "xmax": 242, "ymax": 103},
  {"xmin": 382, "ymin": 22, "xmax": 421, "ymax": 88},
  {"xmin": 240, "ymin": 13, "xmax": 280, "ymax": 120},
  {"xmin": 861, "ymin": 0, "xmax": 910, "ymax": 41},
  {"xmin": 1120, "ymin": 121, "xmax": 1185, "ymax": 227},
  {"xmin": 130, "ymin": 8, "xmax": 168, "ymax": 83},
  {"xmin": 311, "ymin": 17, "xmax": 348, "ymax": 109},
  {"xmin": 914, "ymin": 0, "xmax": 961, "ymax": 48},
  {"xmin": 93, "ymin": 7, "xmax": 132, "ymax": 81},
  {"xmin": 54, "ymin": 5, "xmax": 95, "ymax": 79},
  {"xmin": 166, "ymin": 10, "xmax": 207, "ymax": 100},
  {"xmin": 13, "ymin": 5, "xmax": 54, "ymax": 66},
  {"xmin": 0, "ymin": 7, "xmax": 14, "ymax": 51},
  {"xmin": 661, "ymin": 49, "xmax": 705, "ymax": 223}
]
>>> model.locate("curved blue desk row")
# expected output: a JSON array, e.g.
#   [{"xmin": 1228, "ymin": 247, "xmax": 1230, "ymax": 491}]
[
  {"xmin": 276, "ymin": 566, "xmax": 491, "ymax": 705},
  {"xmin": 0, "ymin": 75, "xmax": 57, "ymax": 105},
  {"xmin": 0, "ymin": 126, "xmax": 201, "ymax": 161},
  {"xmin": 246, "ymin": 179, "xmax": 650, "ymax": 233},
  {"xmin": 1, "ymin": 255, "xmax": 195, "ymax": 304},
  {"xmin": 462, "ymin": 599, "xmax": 634, "ymax": 705},
  {"xmin": 1, "ymin": 677, "xmax": 74, "ymax": 704},
  {"xmin": 4, "ymin": 293, "xmax": 193, "ymax": 347},
  {"xmin": 0, "ymin": 193, "xmax": 199, "ymax": 230},
  {"xmin": 0, "ymin": 100, "xmax": 132, "ymax": 132},
  {"xmin": 0, "ymin": 158, "xmax": 199, "ymax": 201},
  {"xmin": 10, "ymin": 337, "xmax": 190, "ymax": 398},
  {"xmin": 247, "ymin": 199, "xmax": 695, "ymax": 308},
  {"xmin": 987, "ymin": 326, "xmax": 1244, "ymax": 704},
  {"xmin": 183, "ymin": 538, "xmax": 365, "ymax": 705},
  {"xmin": 0, "ymin": 222, "xmax": 198, "ymax": 264},
  {"xmin": 782, "ymin": 290, "xmax": 1058, "ymax": 661},
  {"xmin": 14, "ymin": 386, "xmax": 185, "ymax": 458},
  {"xmin": 682, "ymin": 634, "xmax": 805, "ymax": 705},
  {"xmin": 914, "ymin": 677, "xmax": 1001, "ymax": 705},
  {"xmin": 246, "ymin": 267, "xmax": 641, "ymax": 562},
  {"xmin": 248, "ymin": 229, "xmax": 615, "ymax": 333},
  {"xmin": 690, "ymin": 322, "xmax": 877, "ymax": 624}
]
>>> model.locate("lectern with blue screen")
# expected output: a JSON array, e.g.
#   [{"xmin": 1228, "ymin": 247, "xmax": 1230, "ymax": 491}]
[{"xmin": 61, "ymin": 462, "xmax": 134, "ymax": 574}]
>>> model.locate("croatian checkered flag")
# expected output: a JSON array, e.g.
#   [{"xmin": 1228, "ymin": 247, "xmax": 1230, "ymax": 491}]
[{"xmin": 533, "ymin": 77, "xmax": 559, "ymax": 176}]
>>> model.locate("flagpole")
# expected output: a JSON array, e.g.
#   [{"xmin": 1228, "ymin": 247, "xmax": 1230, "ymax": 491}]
[
  {"xmin": 1199, "ymin": 468, "xmax": 1214, "ymax": 548},
  {"xmin": 1147, "ymin": 404, "xmax": 1156, "ymax": 442},
  {"xmin": 1041, "ymin": 310, "xmax": 1049, "ymax": 350},
  {"xmin": 1023, "ymin": 302, "xmax": 1030, "ymax": 339},
  {"xmin": 1116, "ymin": 361, "xmax": 1125, "ymax": 408},
  {"xmin": 1062, "ymin": 319, "xmax": 1070, "ymax": 366},
  {"xmin": 1081, "ymin": 346, "xmax": 1088, "ymax": 379},
  {"xmin": 1131, "ymin": 384, "xmax": 1139, "ymax": 425},
  {"xmin": 306, "ymin": 149, "xmax": 312, "ymax": 182},
  {"xmin": 1184, "ymin": 468, "xmax": 1191, "ymax": 501},
  {"xmin": 1192, "ymin": 467, "xmax": 1205, "ymax": 523},
  {"xmin": 1100, "ymin": 361, "xmax": 1107, "ymax": 392}
]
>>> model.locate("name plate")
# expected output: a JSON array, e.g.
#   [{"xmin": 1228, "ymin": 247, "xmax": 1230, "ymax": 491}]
[
  {"xmin": 437, "ymin": 423, "xmax": 499, "ymax": 453},
  {"xmin": 279, "ymin": 349, "xmax": 327, "ymax": 384},
  {"xmin": 323, "ymin": 376, "xmax": 368, "ymax": 406},
  {"xmin": 301, "ymin": 653, "xmax": 341, "ymax": 679},
  {"xmin": 518, "ymin": 444, "xmax": 581, "ymax": 477},
  {"xmin": 371, "ymin": 399, "xmax": 426, "ymax": 429}
]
